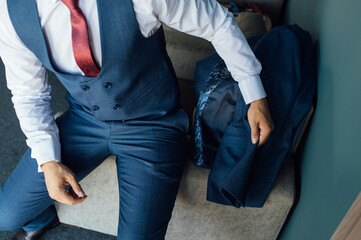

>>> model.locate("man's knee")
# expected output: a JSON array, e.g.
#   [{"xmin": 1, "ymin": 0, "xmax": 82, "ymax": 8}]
[
  {"xmin": 0, "ymin": 203, "xmax": 24, "ymax": 230},
  {"xmin": 0, "ymin": 192, "xmax": 26, "ymax": 230}
]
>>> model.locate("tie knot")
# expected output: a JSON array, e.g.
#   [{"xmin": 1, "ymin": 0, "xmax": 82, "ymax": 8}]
[{"xmin": 61, "ymin": 0, "xmax": 78, "ymax": 11}]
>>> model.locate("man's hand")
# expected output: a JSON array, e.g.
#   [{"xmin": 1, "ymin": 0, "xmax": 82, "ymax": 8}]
[
  {"xmin": 247, "ymin": 98, "xmax": 274, "ymax": 147},
  {"xmin": 41, "ymin": 161, "xmax": 87, "ymax": 206}
]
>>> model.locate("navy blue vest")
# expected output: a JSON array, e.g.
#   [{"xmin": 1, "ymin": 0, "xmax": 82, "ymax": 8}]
[{"xmin": 7, "ymin": 0, "xmax": 180, "ymax": 121}]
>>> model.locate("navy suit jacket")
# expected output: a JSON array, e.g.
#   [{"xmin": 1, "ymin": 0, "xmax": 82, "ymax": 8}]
[{"xmin": 189, "ymin": 24, "xmax": 316, "ymax": 208}]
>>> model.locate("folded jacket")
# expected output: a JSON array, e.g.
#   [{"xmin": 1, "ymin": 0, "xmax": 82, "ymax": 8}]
[{"xmin": 190, "ymin": 24, "xmax": 316, "ymax": 208}]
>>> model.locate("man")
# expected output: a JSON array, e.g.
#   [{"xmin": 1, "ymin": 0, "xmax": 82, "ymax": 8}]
[{"xmin": 0, "ymin": 0, "xmax": 274, "ymax": 239}]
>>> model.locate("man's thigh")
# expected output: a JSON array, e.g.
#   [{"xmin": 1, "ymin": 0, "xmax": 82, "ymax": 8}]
[
  {"xmin": 56, "ymin": 107, "xmax": 111, "ymax": 180},
  {"xmin": 109, "ymin": 107, "xmax": 189, "ymax": 239},
  {"xmin": 0, "ymin": 107, "xmax": 110, "ymax": 230}
]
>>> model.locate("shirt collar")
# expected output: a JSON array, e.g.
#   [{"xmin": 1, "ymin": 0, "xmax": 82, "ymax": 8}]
[{"xmin": 51, "ymin": 0, "xmax": 60, "ymax": 3}]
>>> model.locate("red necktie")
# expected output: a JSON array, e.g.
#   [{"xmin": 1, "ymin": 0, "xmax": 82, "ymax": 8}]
[{"xmin": 61, "ymin": 0, "xmax": 100, "ymax": 77}]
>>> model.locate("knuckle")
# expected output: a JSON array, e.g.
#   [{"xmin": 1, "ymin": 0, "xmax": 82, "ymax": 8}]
[
  {"xmin": 67, "ymin": 173, "xmax": 76, "ymax": 181},
  {"xmin": 250, "ymin": 122, "xmax": 258, "ymax": 128},
  {"xmin": 263, "ymin": 124, "xmax": 272, "ymax": 132}
]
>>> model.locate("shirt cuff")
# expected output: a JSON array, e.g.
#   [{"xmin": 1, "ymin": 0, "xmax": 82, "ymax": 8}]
[
  {"xmin": 236, "ymin": 74, "xmax": 267, "ymax": 104},
  {"xmin": 30, "ymin": 139, "xmax": 61, "ymax": 173}
]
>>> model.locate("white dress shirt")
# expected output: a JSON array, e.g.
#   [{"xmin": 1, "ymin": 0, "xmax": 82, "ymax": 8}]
[{"xmin": 0, "ymin": 0, "xmax": 266, "ymax": 170}]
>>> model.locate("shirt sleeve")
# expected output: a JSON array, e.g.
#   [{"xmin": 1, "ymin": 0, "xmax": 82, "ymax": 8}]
[
  {"xmin": 0, "ymin": 10, "xmax": 61, "ymax": 172},
  {"xmin": 150, "ymin": 0, "xmax": 267, "ymax": 104}
]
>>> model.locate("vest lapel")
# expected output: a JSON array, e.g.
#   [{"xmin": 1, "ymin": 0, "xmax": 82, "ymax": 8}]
[
  {"xmin": 96, "ymin": 0, "xmax": 129, "ymax": 65},
  {"xmin": 7, "ymin": 0, "xmax": 54, "ymax": 70},
  {"xmin": 7, "ymin": 0, "xmax": 113, "ymax": 77}
]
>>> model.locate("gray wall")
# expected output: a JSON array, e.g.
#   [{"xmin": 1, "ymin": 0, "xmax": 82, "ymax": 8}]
[{"xmin": 279, "ymin": 0, "xmax": 361, "ymax": 239}]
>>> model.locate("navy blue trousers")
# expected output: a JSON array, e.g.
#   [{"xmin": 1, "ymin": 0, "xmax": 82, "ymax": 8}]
[{"xmin": 0, "ymin": 93, "xmax": 189, "ymax": 239}]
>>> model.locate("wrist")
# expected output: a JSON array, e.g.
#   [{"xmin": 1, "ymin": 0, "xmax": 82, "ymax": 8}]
[
  {"xmin": 250, "ymin": 97, "xmax": 267, "ymax": 106},
  {"xmin": 40, "ymin": 160, "xmax": 59, "ymax": 171}
]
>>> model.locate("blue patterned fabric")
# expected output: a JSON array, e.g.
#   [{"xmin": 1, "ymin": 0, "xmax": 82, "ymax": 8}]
[
  {"xmin": 190, "ymin": 24, "xmax": 316, "ymax": 207},
  {"xmin": 192, "ymin": 60, "xmax": 232, "ymax": 167}
]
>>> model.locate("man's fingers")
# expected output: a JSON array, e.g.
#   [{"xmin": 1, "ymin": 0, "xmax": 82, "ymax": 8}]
[
  {"xmin": 67, "ymin": 186, "xmax": 80, "ymax": 199},
  {"xmin": 58, "ymin": 187, "xmax": 87, "ymax": 206},
  {"xmin": 258, "ymin": 122, "xmax": 272, "ymax": 147},
  {"xmin": 250, "ymin": 121, "xmax": 260, "ymax": 144},
  {"xmin": 67, "ymin": 176, "xmax": 86, "ymax": 198},
  {"xmin": 42, "ymin": 162, "xmax": 87, "ymax": 206},
  {"xmin": 247, "ymin": 97, "xmax": 274, "ymax": 147}
]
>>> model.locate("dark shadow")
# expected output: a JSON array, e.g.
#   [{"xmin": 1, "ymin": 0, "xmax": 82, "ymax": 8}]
[{"xmin": 277, "ymin": 39, "xmax": 320, "ymax": 239}]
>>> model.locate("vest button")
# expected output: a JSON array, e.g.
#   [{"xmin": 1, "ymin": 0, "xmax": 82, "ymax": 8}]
[
  {"xmin": 113, "ymin": 104, "xmax": 121, "ymax": 110},
  {"xmin": 104, "ymin": 82, "xmax": 112, "ymax": 88},
  {"xmin": 92, "ymin": 105, "xmax": 99, "ymax": 111},
  {"xmin": 81, "ymin": 85, "xmax": 90, "ymax": 91}
]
